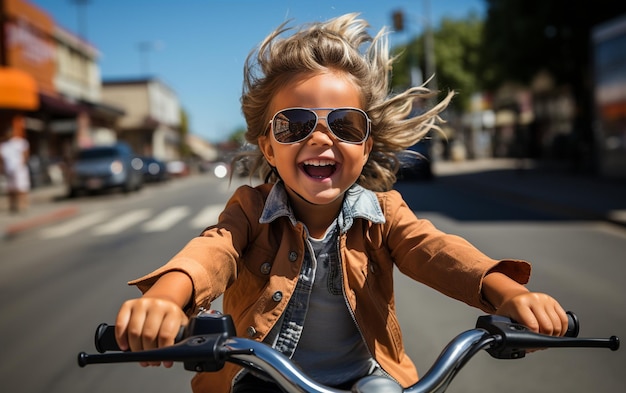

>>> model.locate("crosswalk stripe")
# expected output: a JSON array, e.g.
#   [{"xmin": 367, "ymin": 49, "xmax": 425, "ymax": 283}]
[
  {"xmin": 143, "ymin": 206, "xmax": 191, "ymax": 232},
  {"xmin": 190, "ymin": 204, "xmax": 224, "ymax": 229},
  {"xmin": 92, "ymin": 209, "xmax": 152, "ymax": 236},
  {"xmin": 39, "ymin": 211, "xmax": 109, "ymax": 239},
  {"xmin": 36, "ymin": 204, "xmax": 231, "ymax": 239}
]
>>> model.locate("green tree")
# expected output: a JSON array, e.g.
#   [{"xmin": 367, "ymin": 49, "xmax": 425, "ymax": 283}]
[
  {"xmin": 179, "ymin": 108, "xmax": 191, "ymax": 158},
  {"xmin": 229, "ymin": 127, "xmax": 247, "ymax": 145},
  {"xmin": 391, "ymin": 13, "xmax": 484, "ymax": 111},
  {"xmin": 480, "ymin": 0, "xmax": 626, "ymax": 88}
]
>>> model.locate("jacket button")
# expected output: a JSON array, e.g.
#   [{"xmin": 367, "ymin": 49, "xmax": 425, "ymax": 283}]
[
  {"xmin": 272, "ymin": 291, "xmax": 283, "ymax": 302},
  {"xmin": 288, "ymin": 251, "xmax": 298, "ymax": 262},
  {"xmin": 246, "ymin": 326, "xmax": 257, "ymax": 337},
  {"xmin": 260, "ymin": 262, "xmax": 272, "ymax": 275}
]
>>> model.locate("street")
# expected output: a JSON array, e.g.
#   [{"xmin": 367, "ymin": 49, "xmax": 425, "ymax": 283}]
[{"xmin": 1, "ymin": 171, "xmax": 624, "ymax": 393}]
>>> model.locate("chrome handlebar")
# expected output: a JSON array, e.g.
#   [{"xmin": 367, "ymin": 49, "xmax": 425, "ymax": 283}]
[{"xmin": 77, "ymin": 312, "xmax": 619, "ymax": 393}]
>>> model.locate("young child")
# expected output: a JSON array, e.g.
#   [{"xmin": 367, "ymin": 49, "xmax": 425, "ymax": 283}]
[{"xmin": 115, "ymin": 13, "xmax": 567, "ymax": 393}]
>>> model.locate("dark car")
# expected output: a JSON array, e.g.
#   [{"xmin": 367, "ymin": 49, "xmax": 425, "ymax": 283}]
[
  {"xmin": 138, "ymin": 156, "xmax": 168, "ymax": 182},
  {"xmin": 396, "ymin": 139, "xmax": 434, "ymax": 181},
  {"xmin": 67, "ymin": 142, "xmax": 144, "ymax": 197}
]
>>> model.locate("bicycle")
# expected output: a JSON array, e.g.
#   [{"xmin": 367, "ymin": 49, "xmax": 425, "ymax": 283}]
[{"xmin": 78, "ymin": 310, "xmax": 619, "ymax": 393}]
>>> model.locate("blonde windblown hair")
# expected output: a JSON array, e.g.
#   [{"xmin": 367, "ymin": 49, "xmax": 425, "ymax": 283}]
[{"xmin": 238, "ymin": 13, "xmax": 453, "ymax": 192}]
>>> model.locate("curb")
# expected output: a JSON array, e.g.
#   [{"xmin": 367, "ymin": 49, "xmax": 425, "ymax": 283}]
[{"xmin": 1, "ymin": 205, "xmax": 79, "ymax": 240}]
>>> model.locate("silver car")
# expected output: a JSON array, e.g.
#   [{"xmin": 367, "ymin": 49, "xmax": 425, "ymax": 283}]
[{"xmin": 67, "ymin": 142, "xmax": 144, "ymax": 197}]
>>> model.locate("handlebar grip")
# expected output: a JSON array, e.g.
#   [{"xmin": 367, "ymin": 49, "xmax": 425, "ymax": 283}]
[
  {"xmin": 94, "ymin": 323, "xmax": 185, "ymax": 353},
  {"xmin": 565, "ymin": 311, "xmax": 579, "ymax": 338},
  {"xmin": 94, "ymin": 324, "xmax": 119, "ymax": 353}
]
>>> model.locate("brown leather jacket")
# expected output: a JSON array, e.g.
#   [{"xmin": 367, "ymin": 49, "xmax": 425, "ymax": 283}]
[{"xmin": 130, "ymin": 183, "xmax": 531, "ymax": 392}]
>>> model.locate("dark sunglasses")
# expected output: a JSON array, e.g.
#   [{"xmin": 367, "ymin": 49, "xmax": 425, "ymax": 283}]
[{"xmin": 269, "ymin": 107, "xmax": 371, "ymax": 144}]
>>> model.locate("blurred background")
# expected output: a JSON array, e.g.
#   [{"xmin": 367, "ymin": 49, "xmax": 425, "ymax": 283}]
[
  {"xmin": 1, "ymin": 0, "xmax": 625, "ymax": 184},
  {"xmin": 1, "ymin": 1, "xmax": 625, "ymax": 393}
]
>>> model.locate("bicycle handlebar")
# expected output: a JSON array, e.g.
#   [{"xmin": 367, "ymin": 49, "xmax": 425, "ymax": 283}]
[{"xmin": 77, "ymin": 311, "xmax": 619, "ymax": 393}]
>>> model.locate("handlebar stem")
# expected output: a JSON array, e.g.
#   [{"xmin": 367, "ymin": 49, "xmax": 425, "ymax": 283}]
[{"xmin": 224, "ymin": 338, "xmax": 346, "ymax": 393}]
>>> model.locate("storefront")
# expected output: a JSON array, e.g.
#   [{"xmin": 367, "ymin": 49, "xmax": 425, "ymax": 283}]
[
  {"xmin": 1, "ymin": 0, "xmax": 57, "ymax": 185},
  {"xmin": 1, "ymin": 0, "xmax": 124, "ymax": 187}
]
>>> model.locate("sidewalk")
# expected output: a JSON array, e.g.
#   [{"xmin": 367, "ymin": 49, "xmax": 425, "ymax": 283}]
[
  {"xmin": 1, "ymin": 159, "xmax": 625, "ymax": 240},
  {"xmin": 433, "ymin": 158, "xmax": 626, "ymax": 227},
  {"xmin": 0, "ymin": 183, "xmax": 79, "ymax": 240}
]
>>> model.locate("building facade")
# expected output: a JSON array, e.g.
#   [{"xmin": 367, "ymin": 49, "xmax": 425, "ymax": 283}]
[
  {"xmin": 0, "ymin": 0, "xmax": 125, "ymax": 187},
  {"xmin": 102, "ymin": 77, "xmax": 181, "ymax": 161},
  {"xmin": 1, "ymin": 0, "xmax": 190, "ymax": 189}
]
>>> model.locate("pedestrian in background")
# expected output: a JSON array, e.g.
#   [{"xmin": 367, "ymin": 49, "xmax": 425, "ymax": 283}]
[{"xmin": 0, "ymin": 111, "xmax": 30, "ymax": 213}]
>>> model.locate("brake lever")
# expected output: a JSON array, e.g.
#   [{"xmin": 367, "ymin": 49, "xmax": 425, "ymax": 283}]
[
  {"xmin": 476, "ymin": 313, "xmax": 620, "ymax": 359},
  {"xmin": 79, "ymin": 333, "xmax": 229, "ymax": 372}
]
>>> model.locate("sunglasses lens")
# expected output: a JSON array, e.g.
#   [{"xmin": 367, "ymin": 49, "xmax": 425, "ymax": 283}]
[
  {"xmin": 272, "ymin": 108, "xmax": 369, "ymax": 144},
  {"xmin": 273, "ymin": 109, "xmax": 317, "ymax": 143},
  {"xmin": 327, "ymin": 109, "xmax": 368, "ymax": 143}
]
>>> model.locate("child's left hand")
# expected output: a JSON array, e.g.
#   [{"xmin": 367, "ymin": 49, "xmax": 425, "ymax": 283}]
[
  {"xmin": 482, "ymin": 271, "xmax": 568, "ymax": 337},
  {"xmin": 496, "ymin": 292, "xmax": 569, "ymax": 337}
]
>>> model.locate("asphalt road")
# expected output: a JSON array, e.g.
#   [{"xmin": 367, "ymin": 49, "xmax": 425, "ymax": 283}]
[{"xmin": 1, "ymin": 172, "xmax": 624, "ymax": 393}]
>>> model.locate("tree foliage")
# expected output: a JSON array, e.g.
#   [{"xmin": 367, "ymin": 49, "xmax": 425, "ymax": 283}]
[
  {"xmin": 391, "ymin": 12, "xmax": 484, "ymax": 111},
  {"xmin": 480, "ymin": 0, "xmax": 626, "ymax": 90},
  {"xmin": 179, "ymin": 108, "xmax": 192, "ymax": 157},
  {"xmin": 391, "ymin": 1, "xmax": 626, "ymax": 105}
]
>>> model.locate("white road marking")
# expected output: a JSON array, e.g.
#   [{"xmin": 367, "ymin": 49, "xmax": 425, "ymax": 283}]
[
  {"xmin": 39, "ymin": 211, "xmax": 109, "ymax": 239},
  {"xmin": 37, "ymin": 203, "xmax": 229, "ymax": 239},
  {"xmin": 92, "ymin": 209, "xmax": 152, "ymax": 236},
  {"xmin": 142, "ymin": 206, "xmax": 191, "ymax": 232},
  {"xmin": 190, "ymin": 204, "xmax": 224, "ymax": 229}
]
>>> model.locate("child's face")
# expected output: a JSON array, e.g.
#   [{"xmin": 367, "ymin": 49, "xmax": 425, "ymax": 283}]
[{"xmin": 258, "ymin": 71, "xmax": 373, "ymax": 206}]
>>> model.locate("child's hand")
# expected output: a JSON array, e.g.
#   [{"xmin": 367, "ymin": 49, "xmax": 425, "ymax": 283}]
[
  {"xmin": 483, "ymin": 271, "xmax": 568, "ymax": 337},
  {"xmin": 115, "ymin": 297, "xmax": 188, "ymax": 367},
  {"xmin": 496, "ymin": 292, "xmax": 568, "ymax": 337}
]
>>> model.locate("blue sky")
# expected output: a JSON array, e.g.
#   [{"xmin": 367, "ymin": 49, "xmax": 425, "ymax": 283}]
[{"xmin": 31, "ymin": 0, "xmax": 485, "ymax": 143}]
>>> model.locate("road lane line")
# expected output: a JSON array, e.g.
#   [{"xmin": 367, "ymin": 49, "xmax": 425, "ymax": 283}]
[
  {"xmin": 92, "ymin": 209, "xmax": 152, "ymax": 236},
  {"xmin": 142, "ymin": 206, "xmax": 191, "ymax": 232},
  {"xmin": 190, "ymin": 204, "xmax": 224, "ymax": 229},
  {"xmin": 39, "ymin": 211, "xmax": 109, "ymax": 239}
]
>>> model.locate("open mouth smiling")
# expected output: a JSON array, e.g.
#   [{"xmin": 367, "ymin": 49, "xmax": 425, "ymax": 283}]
[{"xmin": 300, "ymin": 159, "xmax": 338, "ymax": 179}]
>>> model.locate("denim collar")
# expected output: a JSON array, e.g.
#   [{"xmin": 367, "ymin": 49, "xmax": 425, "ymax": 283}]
[{"xmin": 259, "ymin": 181, "xmax": 385, "ymax": 233}]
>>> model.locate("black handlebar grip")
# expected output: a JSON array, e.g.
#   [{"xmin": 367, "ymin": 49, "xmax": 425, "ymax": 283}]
[
  {"xmin": 94, "ymin": 323, "xmax": 121, "ymax": 353},
  {"xmin": 94, "ymin": 323, "xmax": 186, "ymax": 353},
  {"xmin": 565, "ymin": 311, "xmax": 580, "ymax": 338}
]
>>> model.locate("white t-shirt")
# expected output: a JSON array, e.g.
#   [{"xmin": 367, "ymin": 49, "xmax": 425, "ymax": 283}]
[{"xmin": 0, "ymin": 137, "xmax": 30, "ymax": 192}]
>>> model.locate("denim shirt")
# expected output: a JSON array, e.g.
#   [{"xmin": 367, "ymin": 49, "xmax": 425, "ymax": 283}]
[
  {"xmin": 259, "ymin": 181, "xmax": 385, "ymax": 363},
  {"xmin": 259, "ymin": 181, "xmax": 386, "ymax": 235}
]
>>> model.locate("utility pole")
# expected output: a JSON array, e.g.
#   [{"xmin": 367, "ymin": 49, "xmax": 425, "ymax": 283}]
[
  {"xmin": 392, "ymin": 0, "xmax": 436, "ymax": 90},
  {"xmin": 392, "ymin": 10, "xmax": 422, "ymax": 87},
  {"xmin": 137, "ymin": 41, "xmax": 163, "ymax": 75},
  {"xmin": 70, "ymin": 0, "xmax": 90, "ymax": 40},
  {"xmin": 423, "ymin": 0, "xmax": 437, "ymax": 92},
  {"xmin": 137, "ymin": 41, "xmax": 152, "ymax": 75}
]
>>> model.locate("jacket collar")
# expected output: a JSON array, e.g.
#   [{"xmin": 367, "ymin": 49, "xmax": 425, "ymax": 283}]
[{"xmin": 259, "ymin": 181, "xmax": 385, "ymax": 233}]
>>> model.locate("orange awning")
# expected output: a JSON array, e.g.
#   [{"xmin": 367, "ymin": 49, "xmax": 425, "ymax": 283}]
[{"xmin": 0, "ymin": 68, "xmax": 39, "ymax": 110}]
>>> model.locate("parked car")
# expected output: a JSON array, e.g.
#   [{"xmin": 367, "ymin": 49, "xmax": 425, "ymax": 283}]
[
  {"xmin": 138, "ymin": 156, "xmax": 168, "ymax": 182},
  {"xmin": 396, "ymin": 139, "xmax": 434, "ymax": 181},
  {"xmin": 67, "ymin": 142, "xmax": 144, "ymax": 197}
]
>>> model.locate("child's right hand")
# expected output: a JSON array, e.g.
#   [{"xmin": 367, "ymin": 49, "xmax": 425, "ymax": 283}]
[{"xmin": 115, "ymin": 296, "xmax": 188, "ymax": 368}]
